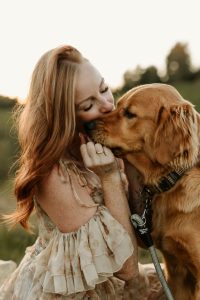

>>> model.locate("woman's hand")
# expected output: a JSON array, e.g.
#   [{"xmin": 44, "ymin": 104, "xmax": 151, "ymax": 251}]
[{"xmin": 79, "ymin": 133, "xmax": 119, "ymax": 180}]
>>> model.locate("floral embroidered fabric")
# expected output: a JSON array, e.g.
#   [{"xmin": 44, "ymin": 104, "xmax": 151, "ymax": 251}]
[{"xmin": 0, "ymin": 163, "xmax": 134, "ymax": 299}]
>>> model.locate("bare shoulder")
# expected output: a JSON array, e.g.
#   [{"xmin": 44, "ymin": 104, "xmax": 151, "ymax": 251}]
[{"xmin": 36, "ymin": 164, "xmax": 97, "ymax": 233}]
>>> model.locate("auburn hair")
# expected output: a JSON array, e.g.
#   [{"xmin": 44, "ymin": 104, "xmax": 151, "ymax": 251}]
[{"xmin": 4, "ymin": 45, "xmax": 84, "ymax": 229}]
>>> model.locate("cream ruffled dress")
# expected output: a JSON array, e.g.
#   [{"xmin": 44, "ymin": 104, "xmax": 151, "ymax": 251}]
[{"xmin": 0, "ymin": 160, "xmax": 134, "ymax": 300}]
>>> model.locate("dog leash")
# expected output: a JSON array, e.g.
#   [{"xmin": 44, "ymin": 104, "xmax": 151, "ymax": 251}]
[
  {"xmin": 130, "ymin": 169, "xmax": 187, "ymax": 300},
  {"xmin": 131, "ymin": 213, "xmax": 174, "ymax": 300}
]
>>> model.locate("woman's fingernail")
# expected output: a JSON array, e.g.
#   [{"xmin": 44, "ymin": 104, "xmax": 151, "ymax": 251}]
[
  {"xmin": 87, "ymin": 136, "xmax": 92, "ymax": 142},
  {"xmin": 79, "ymin": 132, "xmax": 85, "ymax": 144}
]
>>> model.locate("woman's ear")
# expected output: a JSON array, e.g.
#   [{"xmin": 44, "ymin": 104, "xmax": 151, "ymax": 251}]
[{"xmin": 153, "ymin": 103, "xmax": 197, "ymax": 165}]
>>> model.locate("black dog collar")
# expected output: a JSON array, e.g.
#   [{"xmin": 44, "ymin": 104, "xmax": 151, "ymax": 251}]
[
  {"xmin": 142, "ymin": 168, "xmax": 186, "ymax": 197},
  {"xmin": 138, "ymin": 168, "xmax": 187, "ymax": 234}
]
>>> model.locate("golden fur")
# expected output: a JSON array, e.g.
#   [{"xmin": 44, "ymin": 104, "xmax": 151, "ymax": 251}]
[{"xmin": 90, "ymin": 83, "xmax": 200, "ymax": 300}]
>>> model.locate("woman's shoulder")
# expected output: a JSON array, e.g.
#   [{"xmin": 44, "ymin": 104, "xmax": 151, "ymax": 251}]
[{"xmin": 35, "ymin": 162, "xmax": 99, "ymax": 233}]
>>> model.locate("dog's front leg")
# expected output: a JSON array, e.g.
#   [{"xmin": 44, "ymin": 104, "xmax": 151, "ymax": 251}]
[
  {"xmin": 194, "ymin": 281, "xmax": 200, "ymax": 300},
  {"xmin": 163, "ymin": 254, "xmax": 194, "ymax": 300}
]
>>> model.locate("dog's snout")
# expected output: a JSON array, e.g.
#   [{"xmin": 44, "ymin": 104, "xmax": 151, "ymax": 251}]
[{"xmin": 84, "ymin": 120, "xmax": 97, "ymax": 133}]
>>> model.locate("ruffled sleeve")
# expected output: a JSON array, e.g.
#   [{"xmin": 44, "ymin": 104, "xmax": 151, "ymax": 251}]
[{"xmin": 31, "ymin": 205, "xmax": 134, "ymax": 296}]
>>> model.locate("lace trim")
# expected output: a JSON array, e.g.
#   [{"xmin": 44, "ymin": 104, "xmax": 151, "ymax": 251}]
[
  {"xmin": 30, "ymin": 205, "xmax": 134, "ymax": 296},
  {"xmin": 59, "ymin": 159, "xmax": 98, "ymax": 208}
]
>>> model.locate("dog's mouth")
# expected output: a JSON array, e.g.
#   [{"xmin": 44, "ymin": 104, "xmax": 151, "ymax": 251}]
[
  {"xmin": 84, "ymin": 120, "xmax": 128, "ymax": 157},
  {"xmin": 110, "ymin": 147, "xmax": 126, "ymax": 157},
  {"xmin": 89, "ymin": 133, "xmax": 126, "ymax": 157}
]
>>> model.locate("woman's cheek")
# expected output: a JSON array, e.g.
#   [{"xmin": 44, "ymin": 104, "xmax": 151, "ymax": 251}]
[{"xmin": 77, "ymin": 112, "xmax": 98, "ymax": 123}]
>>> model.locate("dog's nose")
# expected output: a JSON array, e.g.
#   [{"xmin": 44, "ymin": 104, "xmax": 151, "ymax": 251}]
[{"xmin": 84, "ymin": 120, "xmax": 97, "ymax": 132}]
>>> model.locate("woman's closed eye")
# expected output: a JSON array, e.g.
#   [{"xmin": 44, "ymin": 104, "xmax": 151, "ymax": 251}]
[
  {"xmin": 100, "ymin": 86, "xmax": 109, "ymax": 94},
  {"xmin": 79, "ymin": 85, "xmax": 110, "ymax": 112},
  {"xmin": 84, "ymin": 104, "xmax": 93, "ymax": 111},
  {"xmin": 82, "ymin": 87, "xmax": 109, "ymax": 111}
]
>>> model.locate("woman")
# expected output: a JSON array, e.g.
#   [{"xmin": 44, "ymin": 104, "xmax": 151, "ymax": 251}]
[{"xmin": 0, "ymin": 45, "xmax": 140, "ymax": 299}]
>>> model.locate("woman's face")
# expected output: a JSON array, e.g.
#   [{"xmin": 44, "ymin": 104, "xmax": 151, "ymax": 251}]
[{"xmin": 75, "ymin": 60, "xmax": 114, "ymax": 126}]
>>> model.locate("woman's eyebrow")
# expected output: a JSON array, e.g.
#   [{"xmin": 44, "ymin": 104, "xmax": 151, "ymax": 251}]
[
  {"xmin": 99, "ymin": 77, "xmax": 104, "ymax": 88},
  {"xmin": 77, "ymin": 78, "xmax": 105, "ymax": 106}
]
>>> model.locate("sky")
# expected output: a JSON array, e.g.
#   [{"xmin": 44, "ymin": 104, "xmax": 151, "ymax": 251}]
[{"xmin": 0, "ymin": 0, "xmax": 200, "ymax": 101}]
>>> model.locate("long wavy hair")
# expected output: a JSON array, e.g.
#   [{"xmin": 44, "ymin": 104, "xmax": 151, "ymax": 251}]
[{"xmin": 4, "ymin": 45, "xmax": 84, "ymax": 229}]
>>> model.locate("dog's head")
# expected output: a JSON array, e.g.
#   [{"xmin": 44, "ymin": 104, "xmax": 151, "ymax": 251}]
[{"xmin": 86, "ymin": 84, "xmax": 200, "ymax": 174}]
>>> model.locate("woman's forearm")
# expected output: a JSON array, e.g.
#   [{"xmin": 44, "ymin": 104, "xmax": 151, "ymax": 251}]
[
  {"xmin": 100, "ymin": 171, "xmax": 139, "ymax": 279},
  {"xmin": 80, "ymin": 141, "xmax": 139, "ymax": 278}
]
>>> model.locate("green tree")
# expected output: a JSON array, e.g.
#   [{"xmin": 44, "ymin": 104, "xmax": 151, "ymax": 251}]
[
  {"xmin": 113, "ymin": 65, "xmax": 161, "ymax": 99},
  {"xmin": 139, "ymin": 66, "xmax": 161, "ymax": 84},
  {"xmin": 123, "ymin": 66, "xmax": 143, "ymax": 91},
  {"xmin": 166, "ymin": 42, "xmax": 192, "ymax": 82}
]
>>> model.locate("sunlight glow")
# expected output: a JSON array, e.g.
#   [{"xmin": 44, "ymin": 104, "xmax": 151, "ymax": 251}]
[{"xmin": 0, "ymin": 0, "xmax": 200, "ymax": 101}]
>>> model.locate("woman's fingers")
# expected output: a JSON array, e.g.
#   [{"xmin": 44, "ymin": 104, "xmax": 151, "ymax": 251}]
[
  {"xmin": 80, "ymin": 142, "xmax": 118, "ymax": 178},
  {"xmin": 80, "ymin": 142, "xmax": 103, "ymax": 168},
  {"xmin": 79, "ymin": 132, "xmax": 87, "ymax": 144},
  {"xmin": 94, "ymin": 143, "xmax": 104, "ymax": 154},
  {"xmin": 81, "ymin": 142, "xmax": 115, "ymax": 160},
  {"xmin": 86, "ymin": 142, "xmax": 99, "ymax": 158},
  {"xmin": 102, "ymin": 146, "xmax": 114, "ymax": 157},
  {"xmin": 80, "ymin": 143, "xmax": 92, "ymax": 167},
  {"xmin": 80, "ymin": 138, "xmax": 116, "ymax": 173},
  {"xmin": 79, "ymin": 132, "xmax": 111, "ymax": 158}
]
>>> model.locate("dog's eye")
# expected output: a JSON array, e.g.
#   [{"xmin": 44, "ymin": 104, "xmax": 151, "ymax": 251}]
[{"xmin": 124, "ymin": 109, "xmax": 137, "ymax": 119}]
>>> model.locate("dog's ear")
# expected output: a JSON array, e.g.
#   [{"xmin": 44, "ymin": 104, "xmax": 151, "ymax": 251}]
[{"xmin": 153, "ymin": 103, "xmax": 197, "ymax": 165}]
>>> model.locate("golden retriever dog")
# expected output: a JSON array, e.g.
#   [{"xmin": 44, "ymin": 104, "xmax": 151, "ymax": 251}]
[{"xmin": 86, "ymin": 83, "xmax": 200, "ymax": 300}]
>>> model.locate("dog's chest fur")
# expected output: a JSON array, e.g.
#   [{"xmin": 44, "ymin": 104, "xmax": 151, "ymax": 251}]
[{"xmin": 150, "ymin": 174, "xmax": 200, "ymax": 275}]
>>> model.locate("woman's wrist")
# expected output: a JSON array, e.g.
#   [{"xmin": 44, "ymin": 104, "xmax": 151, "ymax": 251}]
[{"xmin": 99, "ymin": 168, "xmax": 121, "ymax": 183}]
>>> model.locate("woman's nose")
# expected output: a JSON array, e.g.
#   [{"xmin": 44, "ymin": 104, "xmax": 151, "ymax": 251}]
[{"xmin": 99, "ymin": 97, "xmax": 113, "ymax": 113}]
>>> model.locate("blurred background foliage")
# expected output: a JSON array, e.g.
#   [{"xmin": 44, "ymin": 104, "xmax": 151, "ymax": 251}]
[{"xmin": 0, "ymin": 42, "xmax": 200, "ymax": 264}]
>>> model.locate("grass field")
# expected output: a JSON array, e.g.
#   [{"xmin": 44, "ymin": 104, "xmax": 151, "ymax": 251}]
[
  {"xmin": 0, "ymin": 180, "xmax": 37, "ymax": 263},
  {"xmin": 173, "ymin": 78, "xmax": 200, "ymax": 111}
]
